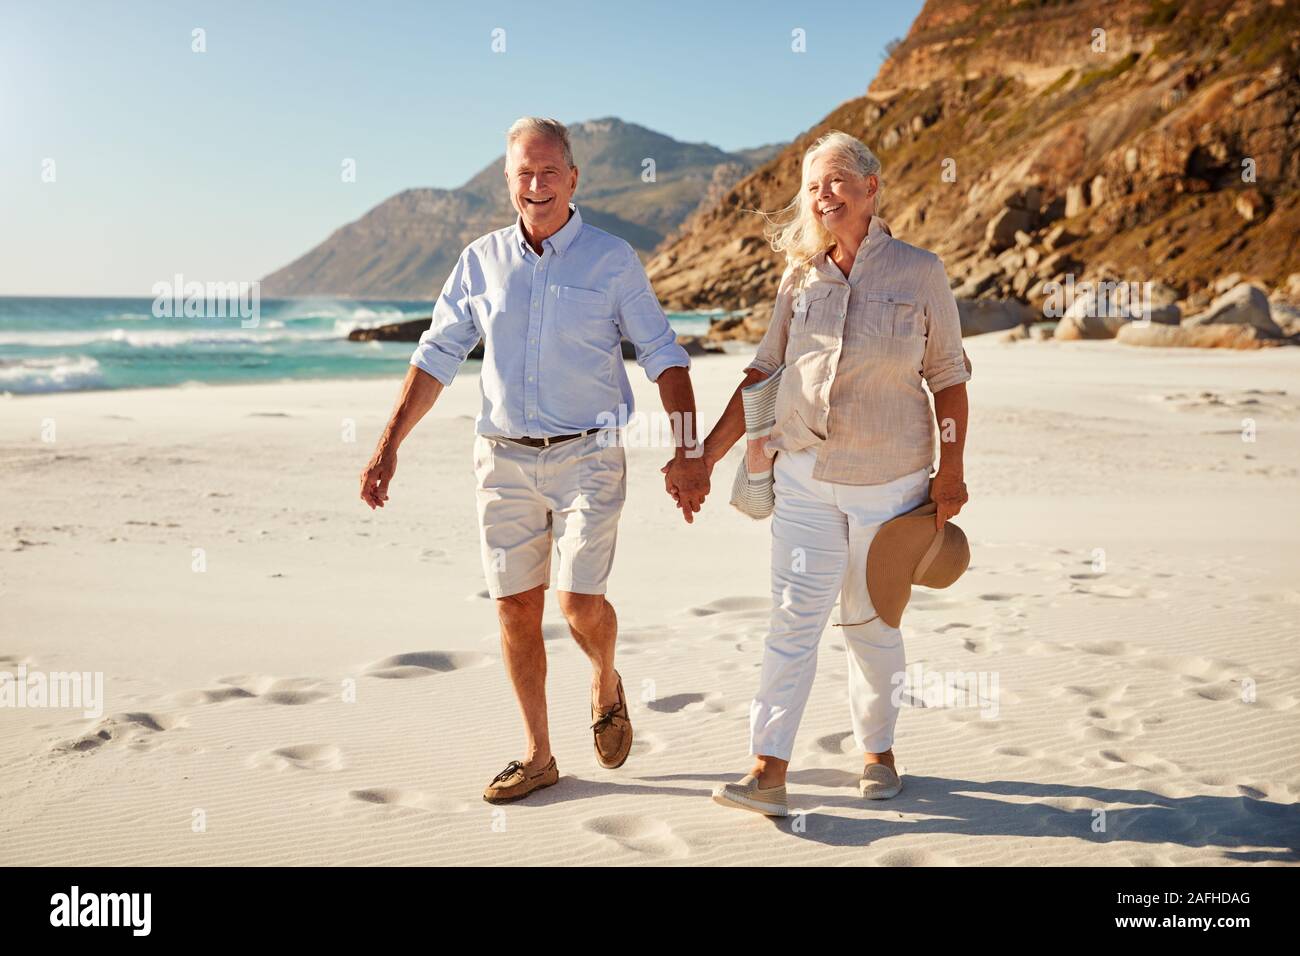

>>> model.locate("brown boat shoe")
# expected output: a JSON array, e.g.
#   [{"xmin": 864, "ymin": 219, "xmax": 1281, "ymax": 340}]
[
  {"xmin": 591, "ymin": 671, "xmax": 633, "ymax": 769},
  {"xmin": 482, "ymin": 756, "xmax": 559, "ymax": 804}
]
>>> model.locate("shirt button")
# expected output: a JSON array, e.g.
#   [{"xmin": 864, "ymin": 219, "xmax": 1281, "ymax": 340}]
[
  {"xmin": 530, "ymin": 338, "xmax": 537, "ymax": 344},
  {"xmin": 528, "ymin": 376, "xmax": 535, "ymax": 382}
]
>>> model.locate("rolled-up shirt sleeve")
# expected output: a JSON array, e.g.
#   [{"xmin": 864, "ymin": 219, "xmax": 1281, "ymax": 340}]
[
  {"xmin": 409, "ymin": 248, "xmax": 481, "ymax": 386},
  {"xmin": 920, "ymin": 254, "xmax": 971, "ymax": 393},
  {"xmin": 613, "ymin": 244, "xmax": 690, "ymax": 382},
  {"xmin": 745, "ymin": 265, "xmax": 795, "ymax": 376}
]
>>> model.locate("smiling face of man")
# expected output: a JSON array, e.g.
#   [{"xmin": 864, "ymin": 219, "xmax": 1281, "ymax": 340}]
[
  {"xmin": 505, "ymin": 132, "xmax": 579, "ymax": 242},
  {"xmin": 805, "ymin": 151, "xmax": 877, "ymax": 237}
]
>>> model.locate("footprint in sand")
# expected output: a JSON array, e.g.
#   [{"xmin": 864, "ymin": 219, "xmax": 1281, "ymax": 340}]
[
  {"xmin": 811, "ymin": 731, "xmax": 855, "ymax": 755},
  {"xmin": 617, "ymin": 627, "xmax": 661, "ymax": 646},
  {"xmin": 906, "ymin": 592, "xmax": 964, "ymax": 613},
  {"xmin": 168, "ymin": 685, "xmax": 258, "ymax": 706},
  {"xmin": 252, "ymin": 743, "xmax": 344, "ymax": 772},
  {"xmin": 628, "ymin": 731, "xmax": 666, "ymax": 759},
  {"xmin": 685, "ymin": 596, "xmax": 769, "ymax": 618},
  {"xmin": 54, "ymin": 711, "xmax": 184, "ymax": 753},
  {"xmin": 191, "ymin": 674, "xmax": 336, "ymax": 706},
  {"xmin": 581, "ymin": 814, "xmax": 689, "ymax": 858},
  {"xmin": 1194, "ymin": 772, "xmax": 1280, "ymax": 801},
  {"xmin": 959, "ymin": 630, "xmax": 1003, "ymax": 655},
  {"xmin": 874, "ymin": 848, "xmax": 956, "ymax": 867},
  {"xmin": 1052, "ymin": 683, "xmax": 1129, "ymax": 702},
  {"xmin": 347, "ymin": 787, "xmax": 469, "ymax": 814},
  {"xmin": 646, "ymin": 692, "xmax": 725, "ymax": 714},
  {"xmin": 1073, "ymin": 640, "xmax": 1142, "ymax": 658},
  {"xmin": 1071, "ymin": 582, "xmax": 1165, "ymax": 600},
  {"xmin": 1069, "ymin": 705, "xmax": 1140, "ymax": 744},
  {"xmin": 1185, "ymin": 681, "xmax": 1242, "ymax": 702},
  {"xmin": 1141, "ymin": 654, "xmax": 1240, "ymax": 683},
  {"xmin": 1081, "ymin": 748, "xmax": 1183, "ymax": 776},
  {"xmin": 363, "ymin": 651, "xmax": 489, "ymax": 680}
]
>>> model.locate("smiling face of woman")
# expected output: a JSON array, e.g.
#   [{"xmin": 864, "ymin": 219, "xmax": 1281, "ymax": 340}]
[{"xmin": 805, "ymin": 151, "xmax": 877, "ymax": 242}]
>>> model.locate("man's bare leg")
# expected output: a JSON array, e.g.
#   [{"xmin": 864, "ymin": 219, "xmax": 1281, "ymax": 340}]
[
  {"xmin": 496, "ymin": 584, "xmax": 551, "ymax": 769},
  {"xmin": 557, "ymin": 591, "xmax": 619, "ymax": 710}
]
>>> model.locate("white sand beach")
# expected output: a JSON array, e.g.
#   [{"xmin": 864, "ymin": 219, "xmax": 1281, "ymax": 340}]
[{"xmin": 1, "ymin": 337, "xmax": 1298, "ymax": 866}]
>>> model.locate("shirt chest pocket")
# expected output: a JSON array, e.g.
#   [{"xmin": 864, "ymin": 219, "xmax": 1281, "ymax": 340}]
[
  {"xmin": 552, "ymin": 284, "xmax": 618, "ymax": 347},
  {"xmin": 861, "ymin": 289, "xmax": 921, "ymax": 338},
  {"xmin": 554, "ymin": 284, "xmax": 610, "ymax": 314},
  {"xmin": 791, "ymin": 285, "xmax": 840, "ymax": 336}
]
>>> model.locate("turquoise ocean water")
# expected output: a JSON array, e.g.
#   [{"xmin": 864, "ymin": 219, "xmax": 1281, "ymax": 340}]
[{"xmin": 0, "ymin": 297, "xmax": 716, "ymax": 395}]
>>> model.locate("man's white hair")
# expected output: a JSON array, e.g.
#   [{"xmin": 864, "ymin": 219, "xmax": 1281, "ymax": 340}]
[{"xmin": 505, "ymin": 117, "xmax": 575, "ymax": 168}]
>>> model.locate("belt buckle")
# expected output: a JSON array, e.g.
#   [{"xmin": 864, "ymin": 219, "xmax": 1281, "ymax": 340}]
[{"xmin": 541, "ymin": 429, "xmax": 589, "ymax": 448}]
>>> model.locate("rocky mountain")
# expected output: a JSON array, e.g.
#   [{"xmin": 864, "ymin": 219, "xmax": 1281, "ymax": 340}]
[
  {"xmin": 645, "ymin": 0, "xmax": 1300, "ymax": 334},
  {"xmin": 261, "ymin": 118, "xmax": 785, "ymax": 299}
]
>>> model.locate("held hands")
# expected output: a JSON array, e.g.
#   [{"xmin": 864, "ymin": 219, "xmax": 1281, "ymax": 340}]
[
  {"xmin": 930, "ymin": 468, "xmax": 968, "ymax": 530},
  {"xmin": 359, "ymin": 448, "xmax": 397, "ymax": 510},
  {"xmin": 661, "ymin": 452, "xmax": 711, "ymax": 524}
]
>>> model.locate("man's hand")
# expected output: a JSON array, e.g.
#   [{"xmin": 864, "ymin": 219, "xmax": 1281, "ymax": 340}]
[
  {"xmin": 930, "ymin": 468, "xmax": 968, "ymax": 530},
  {"xmin": 661, "ymin": 453, "xmax": 711, "ymax": 523},
  {"xmin": 360, "ymin": 449, "xmax": 397, "ymax": 510}
]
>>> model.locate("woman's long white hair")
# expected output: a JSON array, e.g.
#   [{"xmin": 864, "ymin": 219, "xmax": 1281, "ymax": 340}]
[{"xmin": 759, "ymin": 130, "xmax": 883, "ymax": 279}]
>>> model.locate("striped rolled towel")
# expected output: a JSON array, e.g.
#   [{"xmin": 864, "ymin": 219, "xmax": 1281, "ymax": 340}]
[{"xmin": 729, "ymin": 364, "xmax": 784, "ymax": 519}]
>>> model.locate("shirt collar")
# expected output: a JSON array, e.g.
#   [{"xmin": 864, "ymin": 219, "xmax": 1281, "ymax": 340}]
[
  {"xmin": 514, "ymin": 202, "xmax": 582, "ymax": 257},
  {"xmin": 815, "ymin": 214, "xmax": 892, "ymax": 277}
]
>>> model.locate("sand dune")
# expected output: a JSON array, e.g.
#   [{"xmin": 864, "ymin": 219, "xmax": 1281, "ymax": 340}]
[{"xmin": 1, "ymin": 338, "xmax": 1298, "ymax": 865}]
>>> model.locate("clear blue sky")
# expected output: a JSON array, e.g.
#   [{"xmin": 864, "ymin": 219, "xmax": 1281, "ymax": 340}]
[{"xmin": 1, "ymin": 0, "xmax": 922, "ymax": 297}]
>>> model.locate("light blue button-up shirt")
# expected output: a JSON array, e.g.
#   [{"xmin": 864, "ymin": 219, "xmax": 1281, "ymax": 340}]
[{"xmin": 409, "ymin": 203, "xmax": 691, "ymax": 437}]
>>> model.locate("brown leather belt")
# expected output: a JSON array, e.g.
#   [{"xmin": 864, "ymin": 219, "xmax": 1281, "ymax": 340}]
[{"xmin": 492, "ymin": 430, "xmax": 591, "ymax": 448}]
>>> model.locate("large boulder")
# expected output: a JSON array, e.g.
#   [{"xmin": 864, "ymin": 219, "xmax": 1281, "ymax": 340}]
[
  {"xmin": 347, "ymin": 318, "xmax": 427, "ymax": 342},
  {"xmin": 985, "ymin": 207, "xmax": 1036, "ymax": 252},
  {"xmin": 1054, "ymin": 284, "xmax": 1179, "ymax": 340},
  {"xmin": 705, "ymin": 306, "xmax": 771, "ymax": 345},
  {"xmin": 673, "ymin": 334, "xmax": 724, "ymax": 357},
  {"xmin": 1183, "ymin": 283, "xmax": 1282, "ymax": 336},
  {"xmin": 1116, "ymin": 323, "xmax": 1282, "ymax": 350},
  {"xmin": 957, "ymin": 298, "xmax": 1035, "ymax": 336},
  {"xmin": 1267, "ymin": 301, "xmax": 1300, "ymax": 337}
]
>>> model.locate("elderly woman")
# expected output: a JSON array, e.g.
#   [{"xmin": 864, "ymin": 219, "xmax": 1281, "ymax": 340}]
[{"xmin": 695, "ymin": 130, "xmax": 971, "ymax": 816}]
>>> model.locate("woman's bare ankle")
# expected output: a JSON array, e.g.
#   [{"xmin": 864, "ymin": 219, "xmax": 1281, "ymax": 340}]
[{"xmin": 751, "ymin": 756, "xmax": 788, "ymax": 787}]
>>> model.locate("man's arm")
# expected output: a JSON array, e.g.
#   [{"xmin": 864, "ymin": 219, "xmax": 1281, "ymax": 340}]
[
  {"xmin": 359, "ymin": 367, "xmax": 443, "ymax": 510},
  {"xmin": 359, "ymin": 249, "xmax": 478, "ymax": 509},
  {"xmin": 655, "ymin": 365, "xmax": 710, "ymax": 523},
  {"xmin": 610, "ymin": 244, "xmax": 707, "ymax": 521}
]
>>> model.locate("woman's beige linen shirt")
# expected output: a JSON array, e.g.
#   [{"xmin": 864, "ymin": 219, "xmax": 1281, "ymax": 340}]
[{"xmin": 746, "ymin": 215, "xmax": 971, "ymax": 485}]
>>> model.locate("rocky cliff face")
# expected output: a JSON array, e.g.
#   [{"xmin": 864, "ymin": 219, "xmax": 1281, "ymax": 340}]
[
  {"xmin": 261, "ymin": 118, "xmax": 784, "ymax": 299},
  {"xmin": 645, "ymin": 0, "xmax": 1300, "ymax": 321}
]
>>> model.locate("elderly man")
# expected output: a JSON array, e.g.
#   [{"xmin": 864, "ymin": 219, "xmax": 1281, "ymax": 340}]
[{"xmin": 360, "ymin": 117, "xmax": 709, "ymax": 803}]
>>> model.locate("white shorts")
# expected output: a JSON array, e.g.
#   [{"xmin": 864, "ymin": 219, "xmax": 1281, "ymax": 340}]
[{"xmin": 472, "ymin": 430, "xmax": 627, "ymax": 599}]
